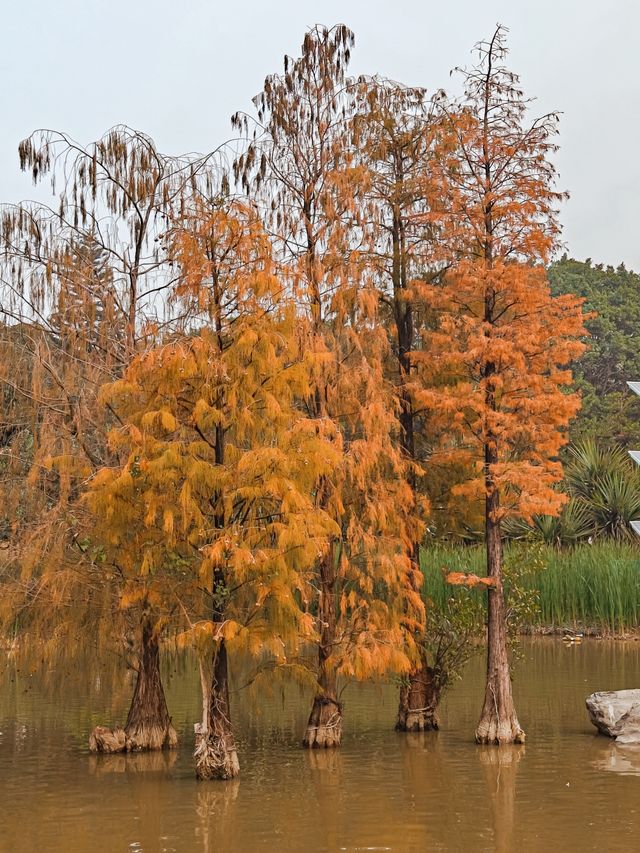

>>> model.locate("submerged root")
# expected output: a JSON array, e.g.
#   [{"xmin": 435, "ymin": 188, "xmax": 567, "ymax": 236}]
[
  {"xmin": 194, "ymin": 723, "xmax": 240, "ymax": 780},
  {"xmin": 396, "ymin": 706, "xmax": 440, "ymax": 732},
  {"xmin": 303, "ymin": 696, "xmax": 343, "ymax": 748},
  {"xmin": 89, "ymin": 725, "xmax": 127, "ymax": 753},
  {"xmin": 88, "ymin": 720, "xmax": 177, "ymax": 754}
]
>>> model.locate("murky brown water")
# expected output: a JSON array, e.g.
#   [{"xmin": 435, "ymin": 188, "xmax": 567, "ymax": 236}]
[{"xmin": 1, "ymin": 639, "xmax": 640, "ymax": 852}]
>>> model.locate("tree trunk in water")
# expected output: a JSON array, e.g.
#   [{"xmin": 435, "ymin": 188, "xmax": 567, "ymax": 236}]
[
  {"xmin": 396, "ymin": 663, "xmax": 441, "ymax": 732},
  {"xmin": 476, "ymin": 128, "xmax": 524, "ymax": 744},
  {"xmin": 304, "ymin": 681, "xmax": 342, "ymax": 749},
  {"xmin": 394, "ymin": 540, "xmax": 432, "ymax": 733},
  {"xmin": 194, "ymin": 639, "xmax": 240, "ymax": 780},
  {"xmin": 391, "ymin": 227, "xmax": 428, "ymax": 736},
  {"xmin": 124, "ymin": 619, "xmax": 178, "ymax": 751},
  {"xmin": 193, "ymin": 424, "xmax": 238, "ymax": 779},
  {"xmin": 475, "ymin": 484, "xmax": 525, "ymax": 745},
  {"xmin": 89, "ymin": 619, "xmax": 177, "ymax": 753},
  {"xmin": 304, "ymin": 548, "xmax": 342, "ymax": 748}
]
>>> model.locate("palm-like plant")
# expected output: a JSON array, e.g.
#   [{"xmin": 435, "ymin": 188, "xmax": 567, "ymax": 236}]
[
  {"xmin": 589, "ymin": 471, "xmax": 640, "ymax": 540},
  {"xmin": 565, "ymin": 440, "xmax": 640, "ymax": 541},
  {"xmin": 535, "ymin": 499, "xmax": 595, "ymax": 546},
  {"xmin": 503, "ymin": 498, "xmax": 594, "ymax": 547},
  {"xmin": 565, "ymin": 438, "xmax": 629, "ymax": 492},
  {"xmin": 503, "ymin": 439, "xmax": 640, "ymax": 545}
]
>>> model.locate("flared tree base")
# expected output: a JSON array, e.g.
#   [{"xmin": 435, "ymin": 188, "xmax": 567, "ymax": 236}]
[
  {"xmin": 89, "ymin": 721, "xmax": 178, "ymax": 754},
  {"xmin": 89, "ymin": 726, "xmax": 127, "ymax": 753},
  {"xmin": 396, "ymin": 666, "xmax": 441, "ymax": 732},
  {"xmin": 303, "ymin": 696, "xmax": 342, "ymax": 748},
  {"xmin": 90, "ymin": 619, "xmax": 177, "ymax": 754},
  {"xmin": 194, "ymin": 725, "xmax": 240, "ymax": 780},
  {"xmin": 124, "ymin": 721, "xmax": 178, "ymax": 752},
  {"xmin": 475, "ymin": 714, "xmax": 525, "ymax": 745},
  {"xmin": 396, "ymin": 708, "xmax": 440, "ymax": 732}
]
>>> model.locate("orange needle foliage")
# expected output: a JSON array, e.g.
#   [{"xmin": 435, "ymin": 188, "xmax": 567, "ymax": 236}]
[
  {"xmin": 446, "ymin": 572, "xmax": 496, "ymax": 589},
  {"xmin": 86, "ymin": 200, "xmax": 340, "ymax": 777},
  {"xmin": 234, "ymin": 26, "xmax": 424, "ymax": 747},
  {"xmin": 0, "ymin": 127, "xmax": 219, "ymax": 663},
  {"xmin": 415, "ymin": 262, "xmax": 587, "ymax": 521},
  {"xmin": 413, "ymin": 27, "xmax": 588, "ymax": 745},
  {"xmin": 350, "ymin": 76, "xmax": 445, "ymax": 731}
]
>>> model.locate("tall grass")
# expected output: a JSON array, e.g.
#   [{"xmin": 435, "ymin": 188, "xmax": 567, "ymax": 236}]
[
  {"xmin": 420, "ymin": 541, "xmax": 640, "ymax": 634},
  {"xmin": 420, "ymin": 544, "xmax": 486, "ymax": 611},
  {"xmin": 535, "ymin": 542, "xmax": 640, "ymax": 632}
]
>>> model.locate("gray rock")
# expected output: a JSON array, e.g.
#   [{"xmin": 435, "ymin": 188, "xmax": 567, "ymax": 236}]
[{"xmin": 586, "ymin": 689, "xmax": 640, "ymax": 743}]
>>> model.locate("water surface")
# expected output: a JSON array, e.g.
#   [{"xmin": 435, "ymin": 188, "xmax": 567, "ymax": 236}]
[{"xmin": 1, "ymin": 639, "xmax": 640, "ymax": 852}]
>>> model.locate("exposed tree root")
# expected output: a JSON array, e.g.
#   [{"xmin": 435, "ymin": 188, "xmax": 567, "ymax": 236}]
[
  {"xmin": 396, "ymin": 665, "xmax": 441, "ymax": 732},
  {"xmin": 303, "ymin": 696, "xmax": 343, "ymax": 748}
]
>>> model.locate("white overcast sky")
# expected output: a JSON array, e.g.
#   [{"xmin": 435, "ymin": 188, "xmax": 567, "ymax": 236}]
[{"xmin": 2, "ymin": 0, "xmax": 638, "ymax": 269}]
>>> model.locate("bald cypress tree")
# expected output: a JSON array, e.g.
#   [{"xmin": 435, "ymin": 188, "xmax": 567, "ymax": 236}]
[
  {"xmin": 87, "ymin": 199, "xmax": 340, "ymax": 776},
  {"xmin": 233, "ymin": 26, "xmax": 424, "ymax": 748}
]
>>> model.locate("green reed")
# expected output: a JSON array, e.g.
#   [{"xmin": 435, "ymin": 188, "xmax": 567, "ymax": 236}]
[{"xmin": 420, "ymin": 541, "xmax": 640, "ymax": 634}]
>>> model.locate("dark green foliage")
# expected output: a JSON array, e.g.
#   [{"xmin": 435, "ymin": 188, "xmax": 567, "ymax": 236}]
[
  {"xmin": 565, "ymin": 441, "xmax": 640, "ymax": 542},
  {"xmin": 548, "ymin": 256, "xmax": 640, "ymax": 446},
  {"xmin": 565, "ymin": 439, "xmax": 633, "ymax": 499}
]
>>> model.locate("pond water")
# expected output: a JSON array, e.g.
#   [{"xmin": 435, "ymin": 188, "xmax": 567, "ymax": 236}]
[{"xmin": 1, "ymin": 639, "xmax": 640, "ymax": 852}]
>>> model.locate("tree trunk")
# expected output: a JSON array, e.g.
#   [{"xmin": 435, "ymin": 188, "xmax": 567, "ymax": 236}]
[
  {"xmin": 475, "ymin": 81, "xmax": 524, "ymax": 745},
  {"xmin": 475, "ymin": 482, "xmax": 525, "ymax": 745},
  {"xmin": 124, "ymin": 619, "xmax": 178, "ymax": 751},
  {"xmin": 303, "ymin": 681, "xmax": 342, "ymax": 748},
  {"xmin": 304, "ymin": 547, "xmax": 342, "ymax": 748},
  {"xmin": 396, "ymin": 663, "xmax": 441, "ymax": 732},
  {"xmin": 391, "ymin": 230, "xmax": 433, "ymax": 738},
  {"xmin": 89, "ymin": 618, "xmax": 177, "ymax": 753},
  {"xmin": 193, "ymin": 422, "xmax": 239, "ymax": 780},
  {"xmin": 194, "ymin": 639, "xmax": 240, "ymax": 780}
]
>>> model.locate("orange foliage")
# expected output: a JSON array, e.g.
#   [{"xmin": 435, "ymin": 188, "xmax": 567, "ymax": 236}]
[
  {"xmin": 234, "ymin": 26, "xmax": 425, "ymax": 699},
  {"xmin": 414, "ymin": 261, "xmax": 587, "ymax": 522},
  {"xmin": 412, "ymin": 26, "xmax": 588, "ymax": 526},
  {"xmin": 446, "ymin": 572, "xmax": 497, "ymax": 589},
  {"xmin": 85, "ymin": 200, "xmax": 340, "ymax": 667}
]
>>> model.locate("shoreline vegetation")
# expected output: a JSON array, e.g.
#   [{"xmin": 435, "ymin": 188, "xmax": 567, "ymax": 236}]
[
  {"xmin": 422, "ymin": 542, "xmax": 640, "ymax": 638},
  {"xmin": 3, "ymin": 542, "xmax": 639, "ymax": 653}
]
